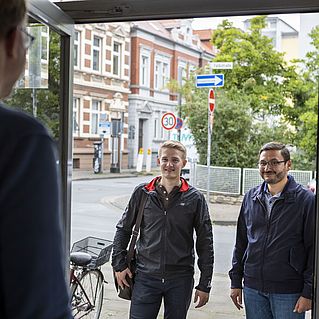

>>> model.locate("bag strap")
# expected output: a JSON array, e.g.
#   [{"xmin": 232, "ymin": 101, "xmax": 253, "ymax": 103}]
[{"xmin": 126, "ymin": 191, "xmax": 147, "ymax": 264}]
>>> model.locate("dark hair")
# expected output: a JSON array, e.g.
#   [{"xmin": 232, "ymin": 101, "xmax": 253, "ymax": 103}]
[
  {"xmin": 0, "ymin": 0, "xmax": 26, "ymax": 39},
  {"xmin": 259, "ymin": 142, "xmax": 290, "ymax": 161}
]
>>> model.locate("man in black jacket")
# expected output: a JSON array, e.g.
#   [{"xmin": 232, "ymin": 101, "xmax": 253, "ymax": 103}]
[
  {"xmin": 112, "ymin": 140, "xmax": 214, "ymax": 319},
  {"xmin": 0, "ymin": 1, "xmax": 72, "ymax": 318},
  {"xmin": 229, "ymin": 142, "xmax": 315, "ymax": 319}
]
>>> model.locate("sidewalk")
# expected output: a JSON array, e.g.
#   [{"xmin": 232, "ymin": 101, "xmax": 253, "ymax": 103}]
[
  {"xmin": 72, "ymin": 168, "xmax": 154, "ymax": 181},
  {"xmin": 72, "ymin": 170, "xmax": 311, "ymax": 318},
  {"xmin": 73, "ymin": 169, "xmax": 240, "ymax": 225}
]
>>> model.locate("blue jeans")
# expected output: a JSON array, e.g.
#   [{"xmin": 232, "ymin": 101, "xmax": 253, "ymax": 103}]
[
  {"xmin": 130, "ymin": 272, "xmax": 194, "ymax": 319},
  {"xmin": 243, "ymin": 287, "xmax": 305, "ymax": 319}
]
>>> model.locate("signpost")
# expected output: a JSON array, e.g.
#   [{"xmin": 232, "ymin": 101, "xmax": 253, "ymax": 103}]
[
  {"xmin": 208, "ymin": 89, "xmax": 215, "ymax": 113},
  {"xmin": 196, "ymin": 65, "xmax": 230, "ymax": 200},
  {"xmin": 207, "ymin": 89, "xmax": 216, "ymax": 201},
  {"xmin": 161, "ymin": 112, "xmax": 176, "ymax": 130},
  {"xmin": 196, "ymin": 74, "xmax": 224, "ymax": 88}
]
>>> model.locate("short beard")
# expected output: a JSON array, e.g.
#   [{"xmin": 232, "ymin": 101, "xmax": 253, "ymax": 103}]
[{"xmin": 262, "ymin": 170, "xmax": 286, "ymax": 184}]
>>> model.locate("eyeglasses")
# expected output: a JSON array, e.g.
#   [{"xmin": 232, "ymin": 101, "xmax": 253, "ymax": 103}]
[
  {"xmin": 257, "ymin": 160, "xmax": 286, "ymax": 168},
  {"xmin": 19, "ymin": 27, "xmax": 35, "ymax": 50}
]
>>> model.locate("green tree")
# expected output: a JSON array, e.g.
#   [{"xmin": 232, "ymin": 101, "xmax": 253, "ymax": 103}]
[
  {"xmin": 282, "ymin": 26, "xmax": 319, "ymax": 168},
  {"xmin": 180, "ymin": 76, "xmax": 292, "ymax": 167},
  {"xmin": 175, "ymin": 16, "xmax": 297, "ymax": 167},
  {"xmin": 211, "ymin": 16, "xmax": 298, "ymax": 116}
]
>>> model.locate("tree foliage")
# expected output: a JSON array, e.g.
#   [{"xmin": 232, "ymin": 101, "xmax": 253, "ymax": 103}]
[
  {"xmin": 283, "ymin": 26, "xmax": 319, "ymax": 166},
  {"xmin": 211, "ymin": 17, "xmax": 298, "ymax": 116},
  {"xmin": 178, "ymin": 16, "xmax": 300, "ymax": 168}
]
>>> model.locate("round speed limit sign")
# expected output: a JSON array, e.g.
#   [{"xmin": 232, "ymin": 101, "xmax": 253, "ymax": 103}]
[{"xmin": 161, "ymin": 112, "xmax": 176, "ymax": 130}]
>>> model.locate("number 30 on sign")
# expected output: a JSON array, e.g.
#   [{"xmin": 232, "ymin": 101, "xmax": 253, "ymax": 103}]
[{"xmin": 161, "ymin": 112, "xmax": 176, "ymax": 130}]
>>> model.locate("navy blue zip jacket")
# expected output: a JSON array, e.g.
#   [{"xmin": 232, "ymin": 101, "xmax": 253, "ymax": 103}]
[
  {"xmin": 229, "ymin": 175, "xmax": 315, "ymax": 299},
  {"xmin": 112, "ymin": 177, "xmax": 214, "ymax": 293}
]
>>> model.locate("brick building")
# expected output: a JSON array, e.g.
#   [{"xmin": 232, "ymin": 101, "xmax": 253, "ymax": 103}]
[
  {"xmin": 128, "ymin": 19, "xmax": 215, "ymax": 168},
  {"xmin": 72, "ymin": 23, "xmax": 130, "ymax": 171}
]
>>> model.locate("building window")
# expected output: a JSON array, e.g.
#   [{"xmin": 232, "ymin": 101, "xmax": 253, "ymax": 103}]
[
  {"xmin": 73, "ymin": 97, "xmax": 80, "ymax": 134},
  {"xmin": 93, "ymin": 36, "xmax": 101, "ymax": 71},
  {"xmin": 140, "ymin": 55, "xmax": 150, "ymax": 86},
  {"xmin": 91, "ymin": 100, "xmax": 101, "ymax": 134},
  {"xmin": 160, "ymin": 112, "xmax": 165, "ymax": 139},
  {"xmin": 178, "ymin": 64, "xmax": 187, "ymax": 86},
  {"xmin": 112, "ymin": 41, "xmax": 121, "ymax": 76},
  {"xmin": 41, "ymin": 26, "xmax": 49, "ymax": 61},
  {"xmin": 74, "ymin": 31, "xmax": 80, "ymax": 68},
  {"xmin": 154, "ymin": 112, "xmax": 159, "ymax": 138},
  {"xmin": 154, "ymin": 59, "xmax": 169, "ymax": 90}
]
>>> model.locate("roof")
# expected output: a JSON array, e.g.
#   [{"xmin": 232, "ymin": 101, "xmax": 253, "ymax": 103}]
[{"xmin": 193, "ymin": 29, "xmax": 214, "ymax": 41}]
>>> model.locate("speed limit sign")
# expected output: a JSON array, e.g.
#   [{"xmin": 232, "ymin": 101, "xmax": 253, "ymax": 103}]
[{"xmin": 161, "ymin": 112, "xmax": 176, "ymax": 130}]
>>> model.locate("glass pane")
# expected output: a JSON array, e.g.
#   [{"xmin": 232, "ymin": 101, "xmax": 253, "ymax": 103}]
[{"xmin": 5, "ymin": 22, "xmax": 61, "ymax": 142}]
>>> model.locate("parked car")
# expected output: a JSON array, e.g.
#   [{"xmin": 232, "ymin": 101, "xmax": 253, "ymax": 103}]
[{"xmin": 181, "ymin": 161, "xmax": 190, "ymax": 181}]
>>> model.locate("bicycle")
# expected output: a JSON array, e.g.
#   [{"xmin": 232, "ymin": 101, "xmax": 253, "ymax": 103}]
[{"xmin": 70, "ymin": 236, "xmax": 113, "ymax": 319}]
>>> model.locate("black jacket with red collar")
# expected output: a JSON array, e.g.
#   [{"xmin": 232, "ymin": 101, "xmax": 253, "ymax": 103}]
[{"xmin": 112, "ymin": 177, "xmax": 214, "ymax": 292}]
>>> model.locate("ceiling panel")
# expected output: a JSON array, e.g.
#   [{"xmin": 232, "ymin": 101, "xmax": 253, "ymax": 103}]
[{"xmin": 54, "ymin": 0, "xmax": 319, "ymax": 24}]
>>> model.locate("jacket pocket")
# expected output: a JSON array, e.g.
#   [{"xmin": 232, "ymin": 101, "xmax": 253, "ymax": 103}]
[{"xmin": 289, "ymin": 245, "xmax": 306, "ymax": 274}]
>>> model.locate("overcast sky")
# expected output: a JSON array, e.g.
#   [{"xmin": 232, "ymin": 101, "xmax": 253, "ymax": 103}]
[{"xmin": 192, "ymin": 13, "xmax": 300, "ymax": 31}]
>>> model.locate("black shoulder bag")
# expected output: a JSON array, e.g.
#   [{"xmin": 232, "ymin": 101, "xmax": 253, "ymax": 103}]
[{"xmin": 114, "ymin": 192, "xmax": 147, "ymax": 300}]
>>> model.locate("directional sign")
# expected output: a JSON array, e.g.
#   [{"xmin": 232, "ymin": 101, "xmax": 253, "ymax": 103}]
[
  {"xmin": 161, "ymin": 112, "xmax": 176, "ymax": 130},
  {"xmin": 210, "ymin": 62, "xmax": 233, "ymax": 69},
  {"xmin": 208, "ymin": 89, "xmax": 215, "ymax": 113},
  {"xmin": 196, "ymin": 74, "xmax": 224, "ymax": 88}
]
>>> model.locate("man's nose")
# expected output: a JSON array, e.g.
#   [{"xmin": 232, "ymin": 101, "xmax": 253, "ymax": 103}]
[{"xmin": 166, "ymin": 161, "xmax": 174, "ymax": 167}]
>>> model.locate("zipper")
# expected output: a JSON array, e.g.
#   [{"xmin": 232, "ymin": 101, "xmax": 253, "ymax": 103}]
[
  {"xmin": 162, "ymin": 209, "xmax": 167, "ymax": 279},
  {"xmin": 257, "ymin": 195, "xmax": 283, "ymax": 291},
  {"xmin": 257, "ymin": 196, "xmax": 269, "ymax": 292}
]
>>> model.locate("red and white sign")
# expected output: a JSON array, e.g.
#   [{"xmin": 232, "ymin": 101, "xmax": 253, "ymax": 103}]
[
  {"xmin": 175, "ymin": 117, "xmax": 183, "ymax": 130},
  {"xmin": 208, "ymin": 89, "xmax": 215, "ymax": 113},
  {"xmin": 161, "ymin": 112, "xmax": 176, "ymax": 130}
]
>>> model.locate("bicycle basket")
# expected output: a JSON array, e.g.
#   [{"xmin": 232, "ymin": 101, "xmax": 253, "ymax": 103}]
[{"xmin": 71, "ymin": 236, "xmax": 113, "ymax": 269}]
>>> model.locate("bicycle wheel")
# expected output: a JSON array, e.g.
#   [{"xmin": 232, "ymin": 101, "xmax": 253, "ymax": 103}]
[{"xmin": 71, "ymin": 269, "xmax": 104, "ymax": 319}]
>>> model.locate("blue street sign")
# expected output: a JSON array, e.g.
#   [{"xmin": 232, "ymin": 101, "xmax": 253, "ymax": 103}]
[{"xmin": 196, "ymin": 74, "xmax": 224, "ymax": 88}]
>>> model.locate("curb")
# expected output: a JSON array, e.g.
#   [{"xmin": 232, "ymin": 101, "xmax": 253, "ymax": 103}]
[
  {"xmin": 72, "ymin": 173, "xmax": 139, "ymax": 181},
  {"xmin": 213, "ymin": 220, "xmax": 237, "ymax": 226}
]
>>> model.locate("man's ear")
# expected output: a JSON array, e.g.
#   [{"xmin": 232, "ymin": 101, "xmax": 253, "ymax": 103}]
[
  {"xmin": 287, "ymin": 159, "xmax": 292, "ymax": 170},
  {"xmin": 157, "ymin": 157, "xmax": 160, "ymax": 166},
  {"xmin": 182, "ymin": 160, "xmax": 187, "ymax": 168},
  {"xmin": 5, "ymin": 28, "xmax": 19, "ymax": 58}
]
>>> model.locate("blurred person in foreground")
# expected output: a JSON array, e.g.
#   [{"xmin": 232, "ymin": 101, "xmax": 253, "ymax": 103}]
[
  {"xmin": 229, "ymin": 142, "xmax": 315, "ymax": 319},
  {"xmin": 112, "ymin": 140, "xmax": 214, "ymax": 319},
  {"xmin": 0, "ymin": 0, "xmax": 72, "ymax": 318}
]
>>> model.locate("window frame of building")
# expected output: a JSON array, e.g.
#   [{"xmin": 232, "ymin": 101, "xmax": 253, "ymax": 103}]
[
  {"xmin": 154, "ymin": 111, "xmax": 160, "ymax": 139},
  {"xmin": 91, "ymin": 99, "xmax": 101, "ymax": 135},
  {"xmin": 178, "ymin": 61, "xmax": 187, "ymax": 86},
  {"xmin": 74, "ymin": 30, "xmax": 80, "ymax": 68},
  {"xmin": 112, "ymin": 41, "xmax": 122, "ymax": 76},
  {"xmin": 154, "ymin": 54, "xmax": 170, "ymax": 90},
  {"xmin": 40, "ymin": 26, "xmax": 49, "ymax": 62},
  {"xmin": 92, "ymin": 35, "xmax": 102, "ymax": 72},
  {"xmin": 140, "ymin": 48, "xmax": 150, "ymax": 87},
  {"xmin": 73, "ymin": 97, "xmax": 80, "ymax": 135}
]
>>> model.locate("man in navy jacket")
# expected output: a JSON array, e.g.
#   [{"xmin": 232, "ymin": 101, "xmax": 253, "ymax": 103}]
[
  {"xmin": 0, "ymin": 1, "xmax": 72, "ymax": 318},
  {"xmin": 229, "ymin": 142, "xmax": 314, "ymax": 319}
]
